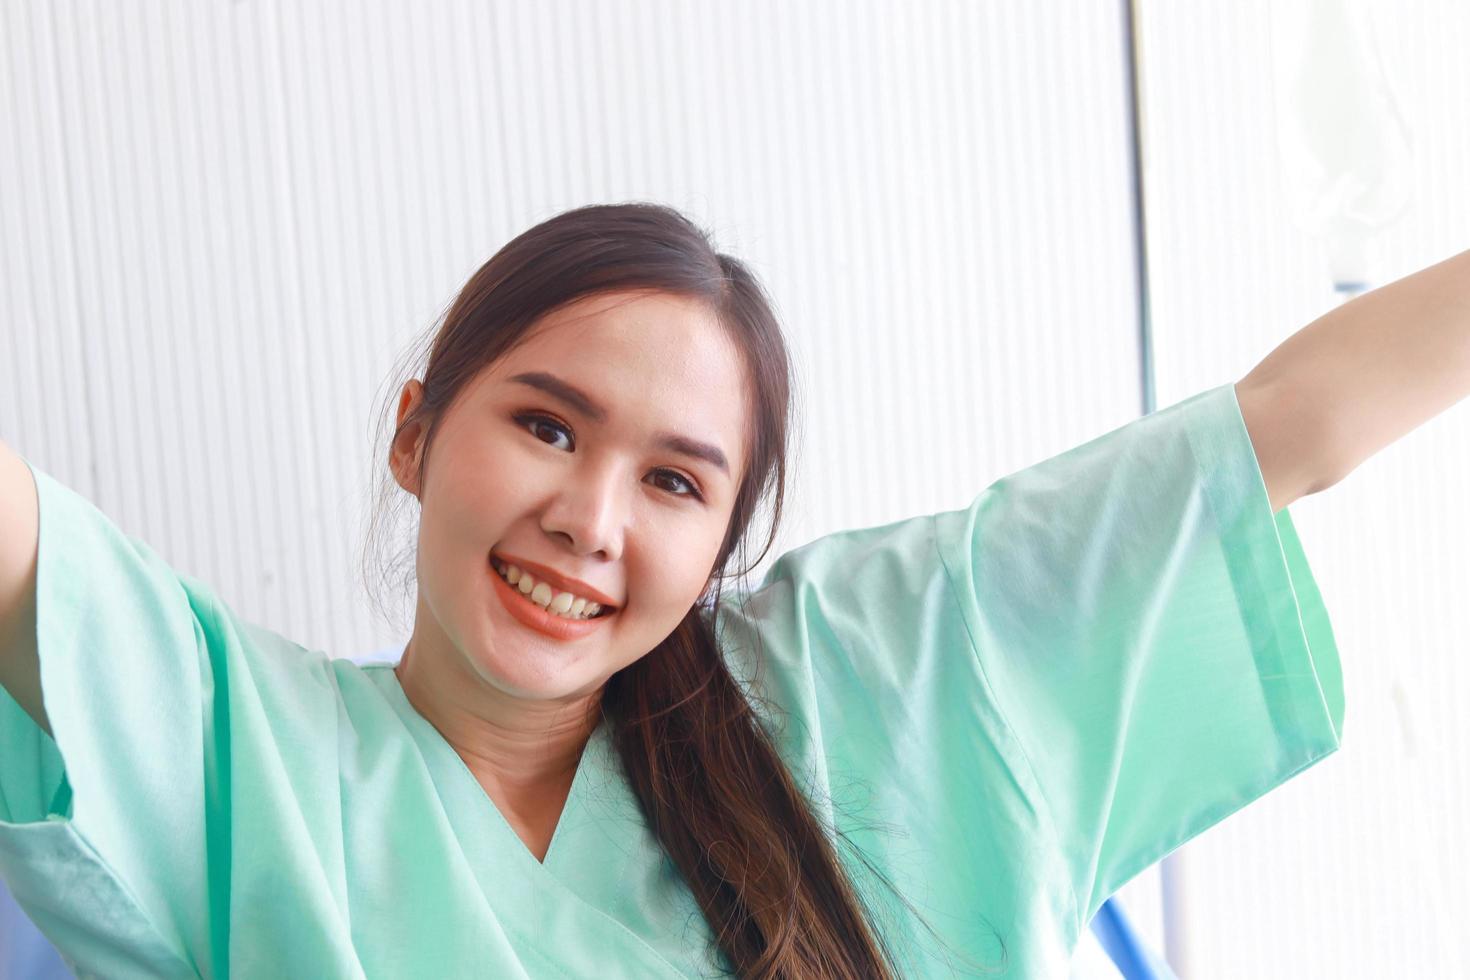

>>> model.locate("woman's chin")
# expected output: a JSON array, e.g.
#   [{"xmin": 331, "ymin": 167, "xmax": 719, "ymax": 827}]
[{"xmin": 465, "ymin": 642, "xmax": 603, "ymax": 704}]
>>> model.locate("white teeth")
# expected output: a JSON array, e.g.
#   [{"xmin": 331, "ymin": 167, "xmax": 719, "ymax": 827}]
[{"xmin": 495, "ymin": 560, "xmax": 608, "ymax": 620}]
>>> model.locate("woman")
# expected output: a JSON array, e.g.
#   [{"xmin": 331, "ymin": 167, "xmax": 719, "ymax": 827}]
[{"xmin": 0, "ymin": 202, "xmax": 1464, "ymax": 977}]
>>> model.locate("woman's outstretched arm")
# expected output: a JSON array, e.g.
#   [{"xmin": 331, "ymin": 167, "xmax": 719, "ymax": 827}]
[
  {"xmin": 0, "ymin": 439, "xmax": 44, "ymax": 738},
  {"xmin": 1237, "ymin": 247, "xmax": 1470, "ymax": 497}
]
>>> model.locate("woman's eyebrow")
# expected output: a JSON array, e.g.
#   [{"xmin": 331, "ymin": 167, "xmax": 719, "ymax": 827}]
[{"xmin": 508, "ymin": 371, "xmax": 730, "ymax": 477}]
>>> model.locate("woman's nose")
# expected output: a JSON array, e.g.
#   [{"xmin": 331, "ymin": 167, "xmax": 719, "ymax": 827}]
[{"xmin": 540, "ymin": 468, "xmax": 626, "ymax": 561}]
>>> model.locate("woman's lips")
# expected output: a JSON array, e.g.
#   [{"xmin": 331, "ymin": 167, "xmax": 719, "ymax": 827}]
[
  {"xmin": 490, "ymin": 551, "xmax": 620, "ymax": 610},
  {"xmin": 488, "ymin": 558, "xmax": 615, "ymax": 641}
]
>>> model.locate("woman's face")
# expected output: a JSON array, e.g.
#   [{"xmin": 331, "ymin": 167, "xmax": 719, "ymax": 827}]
[{"xmin": 390, "ymin": 289, "xmax": 750, "ymax": 712}]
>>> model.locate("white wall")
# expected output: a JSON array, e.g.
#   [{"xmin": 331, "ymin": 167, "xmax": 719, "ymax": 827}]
[
  {"xmin": 2, "ymin": 1, "xmax": 1466, "ymax": 976},
  {"xmin": 1136, "ymin": 0, "xmax": 1470, "ymax": 975}
]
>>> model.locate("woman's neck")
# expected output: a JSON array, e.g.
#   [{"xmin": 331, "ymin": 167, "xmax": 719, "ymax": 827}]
[{"xmin": 392, "ymin": 647, "xmax": 598, "ymax": 797}]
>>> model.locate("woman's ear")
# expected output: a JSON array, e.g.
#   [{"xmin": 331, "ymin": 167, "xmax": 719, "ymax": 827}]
[{"xmin": 389, "ymin": 380, "xmax": 428, "ymax": 499}]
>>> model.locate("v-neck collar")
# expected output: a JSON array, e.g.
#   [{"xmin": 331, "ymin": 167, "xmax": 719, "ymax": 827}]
[
  {"xmin": 371, "ymin": 662, "xmax": 606, "ymax": 873},
  {"xmin": 362, "ymin": 663, "xmax": 697, "ymax": 977},
  {"xmin": 355, "ymin": 662, "xmax": 743, "ymax": 977}
]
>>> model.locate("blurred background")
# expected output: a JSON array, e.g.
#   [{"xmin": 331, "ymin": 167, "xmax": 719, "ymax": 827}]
[{"xmin": 2, "ymin": 0, "xmax": 1468, "ymax": 977}]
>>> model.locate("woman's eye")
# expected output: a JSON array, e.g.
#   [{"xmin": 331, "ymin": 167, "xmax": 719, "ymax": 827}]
[
  {"xmin": 515, "ymin": 413, "xmax": 703, "ymax": 501},
  {"xmin": 516, "ymin": 413, "xmax": 574, "ymax": 451},
  {"xmin": 651, "ymin": 470, "xmax": 702, "ymax": 500}
]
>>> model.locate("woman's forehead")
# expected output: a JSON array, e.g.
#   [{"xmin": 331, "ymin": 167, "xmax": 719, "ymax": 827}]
[
  {"xmin": 471, "ymin": 294, "xmax": 752, "ymax": 473},
  {"xmin": 498, "ymin": 294, "xmax": 743, "ymax": 394},
  {"xmin": 524, "ymin": 289, "xmax": 724, "ymax": 351}
]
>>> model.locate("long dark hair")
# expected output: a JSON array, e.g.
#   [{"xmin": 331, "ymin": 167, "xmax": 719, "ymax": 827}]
[{"xmin": 362, "ymin": 202, "xmax": 1005, "ymax": 977}]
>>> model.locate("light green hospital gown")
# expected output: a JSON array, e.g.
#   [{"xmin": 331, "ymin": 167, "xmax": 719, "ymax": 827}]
[{"xmin": 0, "ymin": 382, "xmax": 1344, "ymax": 978}]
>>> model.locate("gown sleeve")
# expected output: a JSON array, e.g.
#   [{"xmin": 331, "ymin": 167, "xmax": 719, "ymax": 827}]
[
  {"xmin": 931, "ymin": 381, "xmax": 1345, "ymax": 932},
  {"xmin": 0, "ymin": 459, "xmax": 345, "ymax": 978}
]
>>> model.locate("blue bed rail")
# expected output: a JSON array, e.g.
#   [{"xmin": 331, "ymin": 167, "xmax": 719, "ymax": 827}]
[{"xmin": 1089, "ymin": 896, "xmax": 1181, "ymax": 979}]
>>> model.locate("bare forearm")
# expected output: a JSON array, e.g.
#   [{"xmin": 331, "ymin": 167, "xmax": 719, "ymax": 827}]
[{"xmin": 1239, "ymin": 247, "xmax": 1470, "ymax": 487}]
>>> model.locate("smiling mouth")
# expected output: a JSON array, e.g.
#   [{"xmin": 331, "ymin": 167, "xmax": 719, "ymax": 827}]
[{"xmin": 489, "ymin": 556, "xmax": 618, "ymax": 619}]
